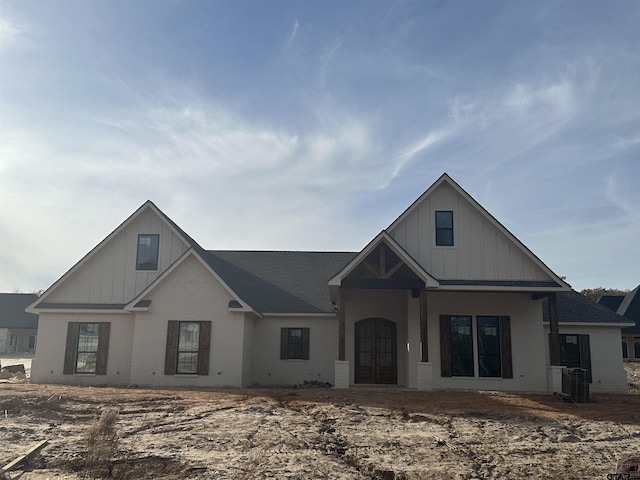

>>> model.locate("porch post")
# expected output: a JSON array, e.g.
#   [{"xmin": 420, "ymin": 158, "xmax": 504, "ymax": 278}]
[
  {"xmin": 548, "ymin": 293, "xmax": 561, "ymax": 365},
  {"xmin": 420, "ymin": 289, "xmax": 428, "ymax": 362},
  {"xmin": 338, "ymin": 287, "xmax": 346, "ymax": 361},
  {"xmin": 334, "ymin": 287, "xmax": 349, "ymax": 388}
]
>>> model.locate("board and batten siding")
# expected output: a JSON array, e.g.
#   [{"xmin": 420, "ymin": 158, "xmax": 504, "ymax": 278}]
[
  {"xmin": 46, "ymin": 208, "xmax": 190, "ymax": 305},
  {"xmin": 389, "ymin": 182, "xmax": 553, "ymax": 282}
]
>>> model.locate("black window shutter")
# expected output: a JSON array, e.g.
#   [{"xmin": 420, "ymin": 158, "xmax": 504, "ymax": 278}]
[
  {"xmin": 96, "ymin": 322, "xmax": 111, "ymax": 375},
  {"xmin": 63, "ymin": 322, "xmax": 80, "ymax": 375},
  {"xmin": 439, "ymin": 315, "xmax": 452, "ymax": 377},
  {"xmin": 280, "ymin": 328, "xmax": 288, "ymax": 360},
  {"xmin": 302, "ymin": 328, "xmax": 310, "ymax": 360},
  {"xmin": 578, "ymin": 334, "xmax": 592, "ymax": 383},
  {"xmin": 499, "ymin": 316, "xmax": 513, "ymax": 379},
  {"xmin": 197, "ymin": 321, "xmax": 211, "ymax": 375},
  {"xmin": 164, "ymin": 321, "xmax": 179, "ymax": 375}
]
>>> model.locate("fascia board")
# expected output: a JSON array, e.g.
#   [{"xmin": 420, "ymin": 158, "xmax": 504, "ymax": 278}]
[
  {"xmin": 437, "ymin": 285, "xmax": 570, "ymax": 293},
  {"xmin": 543, "ymin": 321, "xmax": 636, "ymax": 328},
  {"xmin": 35, "ymin": 309, "xmax": 132, "ymax": 315},
  {"xmin": 388, "ymin": 173, "xmax": 570, "ymax": 290},
  {"xmin": 29, "ymin": 201, "xmax": 160, "ymax": 312},
  {"xmin": 261, "ymin": 312, "xmax": 337, "ymax": 317}
]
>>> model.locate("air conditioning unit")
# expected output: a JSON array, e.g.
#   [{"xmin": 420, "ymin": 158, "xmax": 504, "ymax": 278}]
[{"xmin": 561, "ymin": 368, "xmax": 589, "ymax": 403}]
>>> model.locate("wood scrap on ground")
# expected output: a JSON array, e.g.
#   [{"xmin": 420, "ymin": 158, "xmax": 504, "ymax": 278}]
[{"xmin": 0, "ymin": 440, "xmax": 48, "ymax": 479}]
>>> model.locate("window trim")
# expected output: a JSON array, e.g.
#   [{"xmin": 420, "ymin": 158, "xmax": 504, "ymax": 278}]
[
  {"xmin": 63, "ymin": 322, "xmax": 110, "ymax": 375},
  {"xmin": 551, "ymin": 333, "xmax": 592, "ymax": 383},
  {"xmin": 136, "ymin": 234, "xmax": 160, "ymax": 271},
  {"xmin": 164, "ymin": 321, "xmax": 211, "ymax": 375},
  {"xmin": 280, "ymin": 327, "xmax": 310, "ymax": 360},
  {"xmin": 435, "ymin": 211, "xmax": 454, "ymax": 247}
]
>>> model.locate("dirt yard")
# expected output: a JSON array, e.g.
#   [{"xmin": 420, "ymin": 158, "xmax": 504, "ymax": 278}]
[{"xmin": 0, "ymin": 364, "xmax": 639, "ymax": 480}]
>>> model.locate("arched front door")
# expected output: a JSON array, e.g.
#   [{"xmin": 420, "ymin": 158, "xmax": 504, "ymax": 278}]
[{"xmin": 355, "ymin": 318, "xmax": 397, "ymax": 384}]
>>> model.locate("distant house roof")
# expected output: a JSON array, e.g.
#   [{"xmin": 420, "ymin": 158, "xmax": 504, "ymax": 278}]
[
  {"xmin": 597, "ymin": 285, "xmax": 640, "ymax": 334},
  {"xmin": 205, "ymin": 251, "xmax": 358, "ymax": 314},
  {"xmin": 543, "ymin": 290, "xmax": 635, "ymax": 325},
  {"xmin": 0, "ymin": 293, "xmax": 39, "ymax": 329},
  {"xmin": 598, "ymin": 295, "xmax": 625, "ymax": 311}
]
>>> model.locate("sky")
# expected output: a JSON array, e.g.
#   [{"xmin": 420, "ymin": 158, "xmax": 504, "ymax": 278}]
[{"xmin": 1, "ymin": 1, "xmax": 638, "ymax": 294}]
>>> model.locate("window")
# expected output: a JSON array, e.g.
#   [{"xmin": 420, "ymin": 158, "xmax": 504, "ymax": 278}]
[
  {"xmin": 28, "ymin": 335, "xmax": 36, "ymax": 350},
  {"xmin": 477, "ymin": 316, "xmax": 502, "ymax": 377},
  {"xmin": 450, "ymin": 316, "xmax": 474, "ymax": 376},
  {"xmin": 440, "ymin": 315, "xmax": 512, "ymax": 379},
  {"xmin": 177, "ymin": 322, "xmax": 200, "ymax": 374},
  {"xmin": 136, "ymin": 234, "xmax": 159, "ymax": 270},
  {"xmin": 554, "ymin": 333, "xmax": 592, "ymax": 383},
  {"xmin": 164, "ymin": 321, "xmax": 211, "ymax": 375},
  {"xmin": 622, "ymin": 336, "xmax": 628, "ymax": 359},
  {"xmin": 280, "ymin": 327, "xmax": 310, "ymax": 360},
  {"xmin": 435, "ymin": 211, "xmax": 454, "ymax": 246},
  {"xmin": 63, "ymin": 322, "xmax": 110, "ymax": 375},
  {"xmin": 634, "ymin": 337, "xmax": 640, "ymax": 359}
]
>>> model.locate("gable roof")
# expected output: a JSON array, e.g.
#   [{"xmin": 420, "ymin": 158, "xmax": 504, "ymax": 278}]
[
  {"xmin": 388, "ymin": 173, "xmax": 570, "ymax": 291},
  {"xmin": 598, "ymin": 295, "xmax": 625, "ymax": 312},
  {"xmin": 542, "ymin": 290, "xmax": 635, "ymax": 326},
  {"xmin": 28, "ymin": 200, "xmax": 195, "ymax": 313},
  {"xmin": 0, "ymin": 293, "xmax": 39, "ymax": 329},
  {"xmin": 328, "ymin": 231, "xmax": 440, "ymax": 292}
]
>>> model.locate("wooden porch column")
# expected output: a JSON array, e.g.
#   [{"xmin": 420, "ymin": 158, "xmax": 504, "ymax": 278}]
[
  {"xmin": 419, "ymin": 289, "xmax": 428, "ymax": 362},
  {"xmin": 338, "ymin": 288, "xmax": 346, "ymax": 361},
  {"xmin": 548, "ymin": 292, "xmax": 561, "ymax": 366}
]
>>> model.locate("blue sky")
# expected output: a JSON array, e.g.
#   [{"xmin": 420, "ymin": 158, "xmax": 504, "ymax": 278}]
[{"xmin": 1, "ymin": 1, "xmax": 638, "ymax": 293}]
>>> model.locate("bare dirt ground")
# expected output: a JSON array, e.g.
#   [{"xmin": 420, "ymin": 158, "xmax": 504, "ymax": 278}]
[{"xmin": 0, "ymin": 363, "xmax": 639, "ymax": 480}]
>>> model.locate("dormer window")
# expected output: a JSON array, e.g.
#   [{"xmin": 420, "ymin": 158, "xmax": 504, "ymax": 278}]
[
  {"xmin": 435, "ymin": 211, "xmax": 454, "ymax": 246},
  {"xmin": 136, "ymin": 234, "xmax": 159, "ymax": 270}
]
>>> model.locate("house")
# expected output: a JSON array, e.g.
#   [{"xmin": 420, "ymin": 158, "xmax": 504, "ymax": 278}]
[
  {"xmin": 0, "ymin": 293, "xmax": 39, "ymax": 354},
  {"xmin": 599, "ymin": 285, "xmax": 640, "ymax": 361},
  {"xmin": 27, "ymin": 174, "xmax": 633, "ymax": 393}
]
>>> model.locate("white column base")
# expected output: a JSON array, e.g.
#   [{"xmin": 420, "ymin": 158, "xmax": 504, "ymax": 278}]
[
  {"xmin": 548, "ymin": 365, "xmax": 564, "ymax": 393},
  {"xmin": 334, "ymin": 360, "xmax": 350, "ymax": 389},
  {"xmin": 417, "ymin": 362, "xmax": 434, "ymax": 391}
]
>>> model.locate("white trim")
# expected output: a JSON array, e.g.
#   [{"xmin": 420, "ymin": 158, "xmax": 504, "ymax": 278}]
[
  {"xmin": 34, "ymin": 309, "xmax": 131, "ymax": 315},
  {"xmin": 543, "ymin": 321, "xmax": 635, "ymax": 327},
  {"xmin": 261, "ymin": 312, "xmax": 336, "ymax": 318}
]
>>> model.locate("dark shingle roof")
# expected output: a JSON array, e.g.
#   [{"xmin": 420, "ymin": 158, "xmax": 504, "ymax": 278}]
[
  {"xmin": 542, "ymin": 290, "xmax": 634, "ymax": 325},
  {"xmin": 0, "ymin": 293, "xmax": 39, "ymax": 329},
  {"xmin": 619, "ymin": 285, "xmax": 640, "ymax": 334},
  {"xmin": 205, "ymin": 251, "xmax": 357, "ymax": 314},
  {"xmin": 598, "ymin": 295, "xmax": 625, "ymax": 311}
]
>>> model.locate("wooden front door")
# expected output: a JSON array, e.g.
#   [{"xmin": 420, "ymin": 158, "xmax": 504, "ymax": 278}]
[{"xmin": 355, "ymin": 318, "xmax": 397, "ymax": 384}]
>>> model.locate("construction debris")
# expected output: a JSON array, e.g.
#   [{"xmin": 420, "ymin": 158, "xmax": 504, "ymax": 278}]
[{"xmin": 1, "ymin": 440, "xmax": 48, "ymax": 479}]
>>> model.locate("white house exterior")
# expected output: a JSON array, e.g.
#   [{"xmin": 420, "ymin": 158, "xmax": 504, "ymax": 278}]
[{"xmin": 28, "ymin": 174, "xmax": 633, "ymax": 393}]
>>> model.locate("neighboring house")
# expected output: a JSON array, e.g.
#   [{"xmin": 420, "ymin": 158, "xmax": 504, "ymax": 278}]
[
  {"xmin": 0, "ymin": 293, "xmax": 39, "ymax": 354},
  {"xmin": 599, "ymin": 285, "xmax": 640, "ymax": 362},
  {"xmin": 27, "ymin": 174, "xmax": 633, "ymax": 393}
]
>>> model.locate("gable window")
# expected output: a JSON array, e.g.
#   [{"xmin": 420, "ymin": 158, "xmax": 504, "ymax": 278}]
[
  {"xmin": 280, "ymin": 327, "xmax": 310, "ymax": 360},
  {"xmin": 435, "ymin": 211, "xmax": 454, "ymax": 246},
  {"xmin": 164, "ymin": 321, "xmax": 211, "ymax": 375},
  {"xmin": 63, "ymin": 322, "xmax": 111, "ymax": 375},
  {"xmin": 440, "ymin": 315, "xmax": 512, "ymax": 379},
  {"xmin": 136, "ymin": 234, "xmax": 159, "ymax": 270}
]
